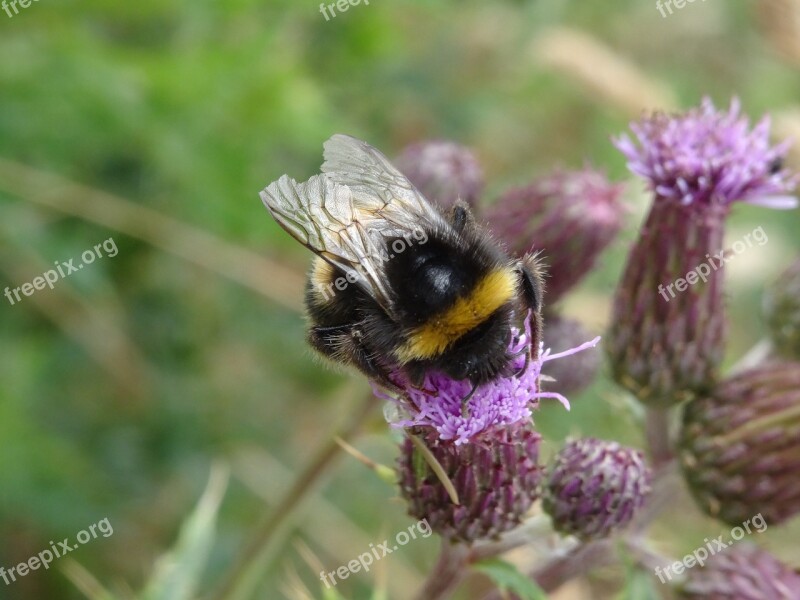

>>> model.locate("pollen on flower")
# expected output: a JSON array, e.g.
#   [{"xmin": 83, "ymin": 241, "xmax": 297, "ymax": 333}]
[
  {"xmin": 375, "ymin": 315, "xmax": 601, "ymax": 445},
  {"xmin": 614, "ymin": 97, "xmax": 798, "ymax": 209}
]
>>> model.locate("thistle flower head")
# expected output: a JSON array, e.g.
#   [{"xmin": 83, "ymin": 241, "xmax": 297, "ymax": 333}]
[
  {"xmin": 377, "ymin": 316, "xmax": 601, "ymax": 445},
  {"xmin": 397, "ymin": 422, "xmax": 543, "ymax": 543},
  {"xmin": 542, "ymin": 438, "xmax": 652, "ymax": 540},
  {"xmin": 606, "ymin": 98, "xmax": 799, "ymax": 406},
  {"xmin": 486, "ymin": 168, "xmax": 625, "ymax": 304},
  {"xmin": 395, "ymin": 140, "xmax": 484, "ymax": 209},
  {"xmin": 680, "ymin": 361, "xmax": 800, "ymax": 526},
  {"xmin": 614, "ymin": 97, "xmax": 798, "ymax": 209},
  {"xmin": 680, "ymin": 543, "xmax": 800, "ymax": 600}
]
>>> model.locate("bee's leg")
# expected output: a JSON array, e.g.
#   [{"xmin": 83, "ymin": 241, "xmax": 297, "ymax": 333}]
[
  {"xmin": 514, "ymin": 254, "xmax": 545, "ymax": 314},
  {"xmin": 448, "ymin": 200, "xmax": 476, "ymax": 234},
  {"xmin": 513, "ymin": 254, "xmax": 545, "ymax": 353},
  {"xmin": 402, "ymin": 363, "xmax": 438, "ymax": 395},
  {"xmin": 307, "ymin": 324, "xmax": 402, "ymax": 394},
  {"xmin": 349, "ymin": 328, "xmax": 406, "ymax": 393}
]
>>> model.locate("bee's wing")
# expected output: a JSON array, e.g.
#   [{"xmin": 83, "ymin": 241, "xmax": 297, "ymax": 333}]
[
  {"xmin": 260, "ymin": 173, "xmax": 396, "ymax": 311},
  {"xmin": 262, "ymin": 135, "xmax": 453, "ymax": 314},
  {"xmin": 321, "ymin": 134, "xmax": 447, "ymax": 231}
]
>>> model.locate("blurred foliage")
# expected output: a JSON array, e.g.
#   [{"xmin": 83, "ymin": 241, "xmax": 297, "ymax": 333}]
[{"xmin": 1, "ymin": 0, "xmax": 799, "ymax": 599}]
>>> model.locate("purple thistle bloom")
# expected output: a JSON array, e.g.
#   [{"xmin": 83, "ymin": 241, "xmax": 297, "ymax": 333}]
[
  {"xmin": 608, "ymin": 98, "xmax": 799, "ymax": 406},
  {"xmin": 376, "ymin": 315, "xmax": 601, "ymax": 445},
  {"xmin": 614, "ymin": 97, "xmax": 798, "ymax": 208}
]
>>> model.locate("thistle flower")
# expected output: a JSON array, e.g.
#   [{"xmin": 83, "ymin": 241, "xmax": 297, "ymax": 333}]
[
  {"xmin": 542, "ymin": 438, "xmax": 652, "ymax": 540},
  {"xmin": 394, "ymin": 140, "xmax": 484, "ymax": 209},
  {"xmin": 397, "ymin": 422, "xmax": 542, "ymax": 543},
  {"xmin": 376, "ymin": 316, "xmax": 601, "ymax": 445},
  {"xmin": 680, "ymin": 543, "xmax": 800, "ymax": 599},
  {"xmin": 485, "ymin": 168, "xmax": 626, "ymax": 304},
  {"xmin": 608, "ymin": 98, "xmax": 797, "ymax": 407},
  {"xmin": 764, "ymin": 258, "xmax": 800, "ymax": 359},
  {"xmin": 680, "ymin": 361, "xmax": 800, "ymax": 526},
  {"xmin": 541, "ymin": 317, "xmax": 602, "ymax": 395}
]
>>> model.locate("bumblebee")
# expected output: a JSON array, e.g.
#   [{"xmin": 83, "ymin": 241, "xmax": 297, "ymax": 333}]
[{"xmin": 260, "ymin": 134, "xmax": 543, "ymax": 390}]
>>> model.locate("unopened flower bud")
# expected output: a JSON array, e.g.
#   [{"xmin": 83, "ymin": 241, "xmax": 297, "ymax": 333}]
[
  {"xmin": 394, "ymin": 140, "xmax": 483, "ymax": 209},
  {"xmin": 764, "ymin": 258, "xmax": 800, "ymax": 359},
  {"xmin": 542, "ymin": 438, "xmax": 652, "ymax": 540},
  {"xmin": 485, "ymin": 168, "xmax": 625, "ymax": 304},
  {"xmin": 680, "ymin": 543, "xmax": 800, "ymax": 599},
  {"xmin": 680, "ymin": 361, "xmax": 800, "ymax": 526},
  {"xmin": 397, "ymin": 423, "xmax": 542, "ymax": 543},
  {"xmin": 541, "ymin": 317, "xmax": 601, "ymax": 395}
]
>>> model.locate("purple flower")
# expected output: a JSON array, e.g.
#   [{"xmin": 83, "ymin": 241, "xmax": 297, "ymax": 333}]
[
  {"xmin": 608, "ymin": 98, "xmax": 799, "ymax": 406},
  {"xmin": 376, "ymin": 315, "xmax": 601, "ymax": 445},
  {"xmin": 614, "ymin": 97, "xmax": 797, "ymax": 209}
]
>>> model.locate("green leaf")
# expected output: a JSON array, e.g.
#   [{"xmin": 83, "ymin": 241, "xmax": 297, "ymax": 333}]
[
  {"xmin": 62, "ymin": 559, "xmax": 119, "ymax": 600},
  {"xmin": 615, "ymin": 564, "xmax": 660, "ymax": 600},
  {"xmin": 321, "ymin": 586, "xmax": 348, "ymax": 600},
  {"xmin": 140, "ymin": 463, "xmax": 229, "ymax": 600},
  {"xmin": 474, "ymin": 558, "xmax": 548, "ymax": 600}
]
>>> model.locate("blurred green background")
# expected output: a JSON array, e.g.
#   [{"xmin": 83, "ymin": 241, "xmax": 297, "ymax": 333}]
[{"xmin": 1, "ymin": 0, "xmax": 799, "ymax": 598}]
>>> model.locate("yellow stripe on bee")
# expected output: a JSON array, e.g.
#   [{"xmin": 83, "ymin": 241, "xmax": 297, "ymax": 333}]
[{"xmin": 396, "ymin": 268, "xmax": 516, "ymax": 361}]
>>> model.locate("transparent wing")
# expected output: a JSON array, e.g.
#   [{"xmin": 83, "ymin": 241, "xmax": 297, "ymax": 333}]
[
  {"xmin": 321, "ymin": 134, "xmax": 447, "ymax": 232},
  {"xmin": 260, "ymin": 173, "xmax": 395, "ymax": 310}
]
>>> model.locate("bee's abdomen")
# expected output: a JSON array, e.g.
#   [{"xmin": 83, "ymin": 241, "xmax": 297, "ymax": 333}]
[
  {"xmin": 305, "ymin": 258, "xmax": 363, "ymax": 324},
  {"xmin": 395, "ymin": 266, "xmax": 517, "ymax": 362}
]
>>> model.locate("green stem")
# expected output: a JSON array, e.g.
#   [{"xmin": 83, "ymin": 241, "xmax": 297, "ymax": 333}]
[
  {"xmin": 209, "ymin": 390, "xmax": 379, "ymax": 600},
  {"xmin": 413, "ymin": 541, "xmax": 471, "ymax": 600},
  {"xmin": 645, "ymin": 406, "xmax": 673, "ymax": 467}
]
